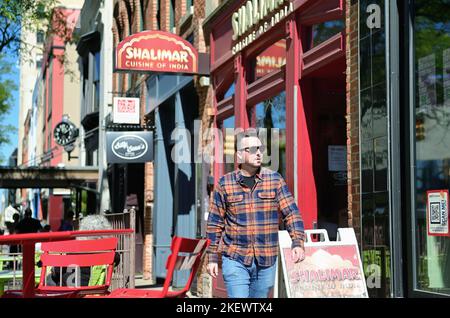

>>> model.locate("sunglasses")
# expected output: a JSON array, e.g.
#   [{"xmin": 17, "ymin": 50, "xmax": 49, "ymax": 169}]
[{"xmin": 240, "ymin": 145, "xmax": 265, "ymax": 154}]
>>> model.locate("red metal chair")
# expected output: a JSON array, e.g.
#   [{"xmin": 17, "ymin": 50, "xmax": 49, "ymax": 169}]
[
  {"xmin": 106, "ymin": 236, "xmax": 210, "ymax": 298},
  {"xmin": 2, "ymin": 237, "xmax": 118, "ymax": 298}
]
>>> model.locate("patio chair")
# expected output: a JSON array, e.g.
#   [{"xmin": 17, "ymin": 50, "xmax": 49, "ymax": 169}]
[
  {"xmin": 2, "ymin": 237, "xmax": 118, "ymax": 298},
  {"xmin": 106, "ymin": 236, "xmax": 210, "ymax": 298}
]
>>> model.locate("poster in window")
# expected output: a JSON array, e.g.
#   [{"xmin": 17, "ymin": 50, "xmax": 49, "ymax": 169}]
[{"xmin": 328, "ymin": 145, "xmax": 347, "ymax": 172}]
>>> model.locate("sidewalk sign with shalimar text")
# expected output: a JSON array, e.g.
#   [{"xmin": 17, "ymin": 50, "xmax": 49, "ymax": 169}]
[{"xmin": 276, "ymin": 228, "xmax": 368, "ymax": 298}]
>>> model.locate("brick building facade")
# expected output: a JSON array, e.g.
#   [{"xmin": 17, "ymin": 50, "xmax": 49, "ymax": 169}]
[{"xmin": 346, "ymin": 0, "xmax": 360, "ymax": 243}]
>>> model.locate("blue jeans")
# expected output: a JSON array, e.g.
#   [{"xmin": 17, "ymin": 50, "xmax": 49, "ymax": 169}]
[{"xmin": 221, "ymin": 256, "xmax": 276, "ymax": 298}]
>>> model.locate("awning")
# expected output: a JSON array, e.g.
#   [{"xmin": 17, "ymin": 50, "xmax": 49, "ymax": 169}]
[{"xmin": 0, "ymin": 166, "xmax": 99, "ymax": 189}]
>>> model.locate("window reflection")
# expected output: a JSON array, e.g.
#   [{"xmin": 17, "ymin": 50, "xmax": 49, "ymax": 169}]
[
  {"xmin": 250, "ymin": 40, "xmax": 286, "ymax": 83},
  {"xmin": 313, "ymin": 19, "xmax": 344, "ymax": 48},
  {"xmin": 224, "ymin": 83, "xmax": 235, "ymax": 99},
  {"xmin": 359, "ymin": 0, "xmax": 391, "ymax": 297},
  {"xmin": 221, "ymin": 116, "xmax": 235, "ymax": 174},
  {"xmin": 251, "ymin": 91, "xmax": 286, "ymax": 178}
]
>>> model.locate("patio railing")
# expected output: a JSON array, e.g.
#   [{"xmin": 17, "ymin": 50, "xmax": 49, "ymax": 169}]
[
  {"xmin": 0, "ymin": 208, "xmax": 136, "ymax": 294},
  {"xmin": 104, "ymin": 208, "xmax": 136, "ymax": 290}
]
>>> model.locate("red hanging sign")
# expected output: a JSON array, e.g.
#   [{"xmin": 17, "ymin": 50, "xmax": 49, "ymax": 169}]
[{"xmin": 115, "ymin": 30, "xmax": 198, "ymax": 74}]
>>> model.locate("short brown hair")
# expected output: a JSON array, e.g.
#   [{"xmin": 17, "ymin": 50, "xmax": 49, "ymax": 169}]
[{"xmin": 234, "ymin": 128, "xmax": 259, "ymax": 152}]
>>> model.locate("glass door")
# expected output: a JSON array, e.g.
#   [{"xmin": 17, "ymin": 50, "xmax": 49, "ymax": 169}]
[{"xmin": 409, "ymin": 0, "xmax": 450, "ymax": 296}]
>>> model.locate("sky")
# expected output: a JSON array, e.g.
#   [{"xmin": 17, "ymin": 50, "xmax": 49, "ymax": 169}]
[{"xmin": 0, "ymin": 53, "xmax": 20, "ymax": 165}]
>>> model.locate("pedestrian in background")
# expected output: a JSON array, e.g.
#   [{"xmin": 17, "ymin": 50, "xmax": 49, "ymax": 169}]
[
  {"xmin": 16, "ymin": 208, "xmax": 42, "ymax": 234},
  {"xmin": 58, "ymin": 210, "xmax": 75, "ymax": 231}
]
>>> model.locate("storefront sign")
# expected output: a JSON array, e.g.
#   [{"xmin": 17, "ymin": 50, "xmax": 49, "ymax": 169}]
[
  {"xmin": 113, "ymin": 97, "xmax": 140, "ymax": 124},
  {"xmin": 115, "ymin": 30, "xmax": 198, "ymax": 74},
  {"xmin": 427, "ymin": 190, "xmax": 449, "ymax": 236},
  {"xmin": 106, "ymin": 131, "xmax": 153, "ymax": 163},
  {"xmin": 231, "ymin": 0, "xmax": 294, "ymax": 55},
  {"xmin": 278, "ymin": 229, "xmax": 368, "ymax": 298}
]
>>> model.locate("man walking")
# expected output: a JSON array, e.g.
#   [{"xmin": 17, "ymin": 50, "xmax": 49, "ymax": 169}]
[{"xmin": 206, "ymin": 129, "xmax": 305, "ymax": 298}]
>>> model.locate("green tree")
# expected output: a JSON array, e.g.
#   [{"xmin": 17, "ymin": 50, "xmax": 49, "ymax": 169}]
[
  {"xmin": 0, "ymin": 1, "xmax": 75, "ymax": 163},
  {"xmin": 0, "ymin": 0, "xmax": 58, "ymax": 54},
  {"xmin": 0, "ymin": 54, "xmax": 17, "ymax": 163}
]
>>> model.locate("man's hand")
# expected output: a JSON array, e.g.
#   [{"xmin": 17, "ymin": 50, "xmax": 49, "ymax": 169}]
[
  {"xmin": 292, "ymin": 247, "xmax": 305, "ymax": 263},
  {"xmin": 207, "ymin": 262, "xmax": 218, "ymax": 278}
]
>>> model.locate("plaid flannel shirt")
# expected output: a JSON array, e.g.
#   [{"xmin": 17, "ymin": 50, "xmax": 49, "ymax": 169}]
[{"xmin": 206, "ymin": 167, "xmax": 305, "ymax": 267}]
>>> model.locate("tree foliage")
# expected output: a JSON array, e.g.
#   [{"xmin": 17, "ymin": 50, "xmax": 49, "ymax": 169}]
[
  {"xmin": 0, "ymin": 0, "xmax": 57, "ymax": 55},
  {"xmin": 0, "ymin": 54, "xmax": 17, "ymax": 162},
  {"xmin": 0, "ymin": 0, "xmax": 66, "ymax": 163}
]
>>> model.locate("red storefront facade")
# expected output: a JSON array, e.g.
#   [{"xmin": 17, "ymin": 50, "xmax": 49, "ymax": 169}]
[{"xmin": 203, "ymin": 0, "xmax": 347, "ymax": 296}]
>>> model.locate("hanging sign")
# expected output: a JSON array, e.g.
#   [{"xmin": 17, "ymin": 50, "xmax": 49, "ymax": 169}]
[
  {"xmin": 278, "ymin": 229, "xmax": 368, "ymax": 298},
  {"xmin": 427, "ymin": 190, "xmax": 449, "ymax": 236},
  {"xmin": 106, "ymin": 131, "xmax": 153, "ymax": 163},
  {"xmin": 113, "ymin": 97, "xmax": 140, "ymax": 124},
  {"xmin": 115, "ymin": 30, "xmax": 198, "ymax": 74}
]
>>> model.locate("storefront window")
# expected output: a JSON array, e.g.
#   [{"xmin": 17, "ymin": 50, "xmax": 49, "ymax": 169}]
[
  {"xmin": 249, "ymin": 91, "xmax": 286, "ymax": 178},
  {"xmin": 221, "ymin": 116, "xmax": 235, "ymax": 174},
  {"xmin": 313, "ymin": 19, "xmax": 344, "ymax": 48},
  {"xmin": 224, "ymin": 83, "xmax": 234, "ymax": 99},
  {"xmin": 413, "ymin": 0, "xmax": 450, "ymax": 294}
]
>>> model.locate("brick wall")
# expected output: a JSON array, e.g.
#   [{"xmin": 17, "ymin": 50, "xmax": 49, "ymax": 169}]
[
  {"xmin": 346, "ymin": 0, "xmax": 361, "ymax": 245},
  {"xmin": 175, "ymin": 0, "xmax": 186, "ymax": 31},
  {"xmin": 160, "ymin": 0, "xmax": 170, "ymax": 31}
]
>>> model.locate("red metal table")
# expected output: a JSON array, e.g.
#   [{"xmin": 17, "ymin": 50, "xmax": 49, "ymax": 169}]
[{"xmin": 0, "ymin": 229, "xmax": 134, "ymax": 298}]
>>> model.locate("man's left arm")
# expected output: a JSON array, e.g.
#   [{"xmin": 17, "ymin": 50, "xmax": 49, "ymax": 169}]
[{"xmin": 277, "ymin": 177, "xmax": 306, "ymax": 251}]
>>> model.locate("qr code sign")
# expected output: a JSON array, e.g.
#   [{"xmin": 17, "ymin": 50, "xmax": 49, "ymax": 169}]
[
  {"xmin": 441, "ymin": 200, "xmax": 448, "ymax": 226},
  {"xmin": 430, "ymin": 202, "xmax": 441, "ymax": 224}
]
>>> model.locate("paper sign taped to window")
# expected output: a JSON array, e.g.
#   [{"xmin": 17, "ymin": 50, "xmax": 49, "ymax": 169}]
[
  {"xmin": 328, "ymin": 145, "xmax": 347, "ymax": 171},
  {"xmin": 427, "ymin": 190, "xmax": 449, "ymax": 236}
]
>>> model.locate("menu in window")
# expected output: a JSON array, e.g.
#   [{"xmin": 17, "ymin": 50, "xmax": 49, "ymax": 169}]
[{"xmin": 328, "ymin": 145, "xmax": 347, "ymax": 172}]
